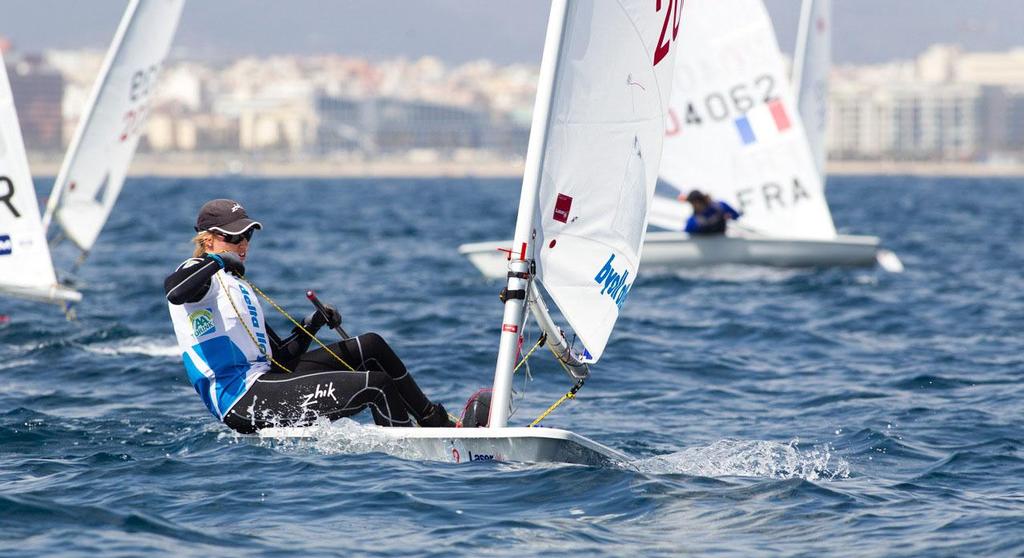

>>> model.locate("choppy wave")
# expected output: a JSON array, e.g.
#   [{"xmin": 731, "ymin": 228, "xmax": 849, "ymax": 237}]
[
  {"xmin": 82, "ymin": 337, "xmax": 180, "ymax": 358},
  {"xmin": 637, "ymin": 439, "xmax": 850, "ymax": 481}
]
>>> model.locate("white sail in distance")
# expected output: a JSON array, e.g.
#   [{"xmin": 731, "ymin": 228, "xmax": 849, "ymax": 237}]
[
  {"xmin": 524, "ymin": 0, "xmax": 680, "ymax": 362},
  {"xmin": 659, "ymin": 0, "xmax": 836, "ymax": 240},
  {"xmin": 0, "ymin": 53, "xmax": 80, "ymax": 304},
  {"xmin": 43, "ymin": 0, "xmax": 185, "ymax": 253},
  {"xmin": 793, "ymin": 0, "xmax": 831, "ymax": 179}
]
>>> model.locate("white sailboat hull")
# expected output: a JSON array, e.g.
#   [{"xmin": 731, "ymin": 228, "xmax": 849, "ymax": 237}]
[
  {"xmin": 258, "ymin": 425, "xmax": 631, "ymax": 467},
  {"xmin": 460, "ymin": 232, "xmax": 888, "ymax": 279},
  {"xmin": 641, "ymin": 231, "xmax": 882, "ymax": 269},
  {"xmin": 0, "ymin": 283, "xmax": 82, "ymax": 305}
]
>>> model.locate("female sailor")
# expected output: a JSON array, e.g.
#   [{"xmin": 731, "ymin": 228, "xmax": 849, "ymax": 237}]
[{"xmin": 164, "ymin": 199, "xmax": 454, "ymax": 433}]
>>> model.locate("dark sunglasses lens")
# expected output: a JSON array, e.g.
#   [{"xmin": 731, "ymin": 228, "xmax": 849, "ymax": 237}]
[{"xmin": 221, "ymin": 229, "xmax": 254, "ymax": 244}]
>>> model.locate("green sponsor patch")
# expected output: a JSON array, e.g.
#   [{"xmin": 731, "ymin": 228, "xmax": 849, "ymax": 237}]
[{"xmin": 189, "ymin": 309, "xmax": 216, "ymax": 338}]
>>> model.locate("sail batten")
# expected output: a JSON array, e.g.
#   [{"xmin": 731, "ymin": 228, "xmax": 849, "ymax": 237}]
[
  {"xmin": 43, "ymin": 0, "xmax": 184, "ymax": 253},
  {"xmin": 659, "ymin": 0, "xmax": 835, "ymax": 240}
]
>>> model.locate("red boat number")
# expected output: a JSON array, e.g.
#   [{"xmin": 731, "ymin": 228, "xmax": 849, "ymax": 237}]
[{"xmin": 653, "ymin": 0, "xmax": 683, "ymax": 67}]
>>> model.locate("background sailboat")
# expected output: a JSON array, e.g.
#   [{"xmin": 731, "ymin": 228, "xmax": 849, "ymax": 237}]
[
  {"xmin": 42, "ymin": 0, "xmax": 184, "ymax": 266},
  {"xmin": 462, "ymin": 0, "xmax": 900, "ymax": 277},
  {"xmin": 263, "ymin": 0, "xmax": 679, "ymax": 465},
  {"xmin": 0, "ymin": 51, "xmax": 81, "ymax": 305},
  {"xmin": 793, "ymin": 0, "xmax": 830, "ymax": 180}
]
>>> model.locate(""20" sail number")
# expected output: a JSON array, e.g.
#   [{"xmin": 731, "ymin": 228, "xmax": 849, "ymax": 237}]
[{"xmin": 653, "ymin": 0, "xmax": 683, "ymax": 67}]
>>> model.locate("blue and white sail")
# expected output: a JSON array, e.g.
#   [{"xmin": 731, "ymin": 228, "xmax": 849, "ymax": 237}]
[
  {"xmin": 657, "ymin": 0, "xmax": 836, "ymax": 240},
  {"xmin": 793, "ymin": 0, "xmax": 831, "ymax": 179},
  {"xmin": 0, "ymin": 53, "xmax": 80, "ymax": 304},
  {"xmin": 42, "ymin": 0, "xmax": 185, "ymax": 254}
]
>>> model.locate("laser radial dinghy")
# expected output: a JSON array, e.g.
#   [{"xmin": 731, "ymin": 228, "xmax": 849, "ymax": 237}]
[
  {"xmin": 262, "ymin": 0, "xmax": 680, "ymax": 465},
  {"xmin": 0, "ymin": 50, "xmax": 80, "ymax": 306},
  {"xmin": 43, "ymin": 0, "xmax": 185, "ymax": 265},
  {"xmin": 461, "ymin": 0, "xmax": 901, "ymax": 277}
]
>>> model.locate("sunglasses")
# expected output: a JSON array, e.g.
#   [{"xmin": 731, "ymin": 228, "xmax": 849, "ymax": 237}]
[{"xmin": 216, "ymin": 229, "xmax": 256, "ymax": 244}]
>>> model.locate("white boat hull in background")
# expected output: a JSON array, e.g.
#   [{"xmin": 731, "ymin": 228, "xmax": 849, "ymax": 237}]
[
  {"xmin": 0, "ymin": 284, "xmax": 82, "ymax": 305},
  {"xmin": 641, "ymin": 231, "xmax": 884, "ymax": 269},
  {"xmin": 258, "ymin": 425, "xmax": 631, "ymax": 467},
  {"xmin": 460, "ymin": 232, "xmax": 897, "ymax": 279}
]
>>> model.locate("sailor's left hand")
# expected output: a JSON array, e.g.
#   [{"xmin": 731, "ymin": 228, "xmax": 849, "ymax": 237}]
[
  {"xmin": 305, "ymin": 305, "xmax": 342, "ymax": 330},
  {"xmin": 320, "ymin": 304, "xmax": 342, "ymax": 329}
]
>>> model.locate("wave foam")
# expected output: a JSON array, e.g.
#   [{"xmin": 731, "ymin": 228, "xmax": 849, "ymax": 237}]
[
  {"xmin": 84, "ymin": 338, "xmax": 179, "ymax": 358},
  {"xmin": 638, "ymin": 439, "xmax": 850, "ymax": 481},
  {"xmin": 253, "ymin": 418, "xmax": 438, "ymax": 461}
]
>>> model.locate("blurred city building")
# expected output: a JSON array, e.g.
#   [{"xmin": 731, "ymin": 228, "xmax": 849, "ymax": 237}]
[
  {"xmin": 7, "ymin": 40, "xmax": 1024, "ymax": 167},
  {"xmin": 830, "ymin": 45, "xmax": 1024, "ymax": 162},
  {"xmin": 4, "ymin": 52, "xmax": 65, "ymax": 151}
]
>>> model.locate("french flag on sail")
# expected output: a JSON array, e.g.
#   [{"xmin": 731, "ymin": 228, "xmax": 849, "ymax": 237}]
[{"xmin": 734, "ymin": 99, "xmax": 791, "ymax": 146}]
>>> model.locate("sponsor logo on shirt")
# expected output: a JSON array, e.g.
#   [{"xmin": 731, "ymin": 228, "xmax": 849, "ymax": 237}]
[
  {"xmin": 189, "ymin": 309, "xmax": 216, "ymax": 337},
  {"xmin": 0, "ymin": 234, "xmax": 12, "ymax": 256},
  {"xmin": 593, "ymin": 254, "xmax": 632, "ymax": 309},
  {"xmin": 237, "ymin": 283, "xmax": 268, "ymax": 354}
]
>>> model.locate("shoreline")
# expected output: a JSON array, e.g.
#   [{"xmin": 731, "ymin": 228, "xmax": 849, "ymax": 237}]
[{"xmin": 26, "ymin": 153, "xmax": 1024, "ymax": 179}]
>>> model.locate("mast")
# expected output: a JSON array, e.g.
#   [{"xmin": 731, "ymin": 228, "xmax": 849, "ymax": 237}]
[
  {"xmin": 488, "ymin": 0, "xmax": 570, "ymax": 429},
  {"xmin": 792, "ymin": 0, "xmax": 814, "ymax": 106},
  {"xmin": 792, "ymin": 0, "xmax": 830, "ymax": 178}
]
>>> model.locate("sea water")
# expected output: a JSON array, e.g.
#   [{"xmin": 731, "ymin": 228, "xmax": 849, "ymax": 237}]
[{"xmin": 1, "ymin": 176, "xmax": 1022, "ymax": 556}]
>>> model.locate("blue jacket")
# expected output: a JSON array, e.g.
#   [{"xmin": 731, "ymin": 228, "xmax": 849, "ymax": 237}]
[{"xmin": 685, "ymin": 201, "xmax": 740, "ymax": 235}]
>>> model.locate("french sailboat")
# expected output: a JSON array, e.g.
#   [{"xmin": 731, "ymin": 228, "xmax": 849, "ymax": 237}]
[
  {"xmin": 0, "ymin": 50, "xmax": 81, "ymax": 305},
  {"xmin": 461, "ymin": 0, "xmax": 901, "ymax": 277},
  {"xmin": 42, "ymin": 0, "xmax": 184, "ymax": 269},
  {"xmin": 263, "ymin": 0, "xmax": 680, "ymax": 465}
]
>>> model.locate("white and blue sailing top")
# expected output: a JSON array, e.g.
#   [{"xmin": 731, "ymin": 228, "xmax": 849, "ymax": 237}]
[{"xmin": 167, "ymin": 259, "xmax": 271, "ymax": 419}]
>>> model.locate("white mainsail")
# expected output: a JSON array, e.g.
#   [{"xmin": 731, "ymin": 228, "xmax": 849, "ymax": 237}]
[
  {"xmin": 530, "ymin": 0, "xmax": 679, "ymax": 362},
  {"xmin": 658, "ymin": 0, "xmax": 835, "ymax": 240},
  {"xmin": 0, "ymin": 54, "xmax": 80, "ymax": 304},
  {"xmin": 490, "ymin": 0, "xmax": 679, "ymax": 427},
  {"xmin": 793, "ymin": 0, "xmax": 831, "ymax": 178},
  {"xmin": 42, "ymin": 0, "xmax": 185, "ymax": 253}
]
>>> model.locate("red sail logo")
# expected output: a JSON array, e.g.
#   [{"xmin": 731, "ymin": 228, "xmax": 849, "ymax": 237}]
[{"xmin": 553, "ymin": 193, "xmax": 573, "ymax": 223}]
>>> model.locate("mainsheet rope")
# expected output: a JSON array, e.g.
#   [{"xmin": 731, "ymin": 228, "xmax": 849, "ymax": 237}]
[
  {"xmin": 511, "ymin": 319, "xmax": 588, "ymax": 427},
  {"xmin": 530, "ymin": 377, "xmax": 586, "ymax": 428}
]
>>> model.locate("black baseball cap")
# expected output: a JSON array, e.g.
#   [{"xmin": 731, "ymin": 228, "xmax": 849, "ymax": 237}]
[{"xmin": 194, "ymin": 199, "xmax": 263, "ymax": 234}]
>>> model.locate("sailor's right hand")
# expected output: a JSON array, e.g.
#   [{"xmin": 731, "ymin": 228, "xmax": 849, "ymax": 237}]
[{"xmin": 209, "ymin": 252, "xmax": 245, "ymax": 276}]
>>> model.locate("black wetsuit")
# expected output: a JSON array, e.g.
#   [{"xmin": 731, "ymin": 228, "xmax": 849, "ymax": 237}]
[{"xmin": 164, "ymin": 255, "xmax": 450, "ymax": 433}]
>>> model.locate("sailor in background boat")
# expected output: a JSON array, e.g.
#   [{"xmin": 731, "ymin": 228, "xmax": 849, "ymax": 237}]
[
  {"xmin": 682, "ymin": 190, "xmax": 741, "ymax": 235},
  {"xmin": 164, "ymin": 199, "xmax": 455, "ymax": 433}
]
